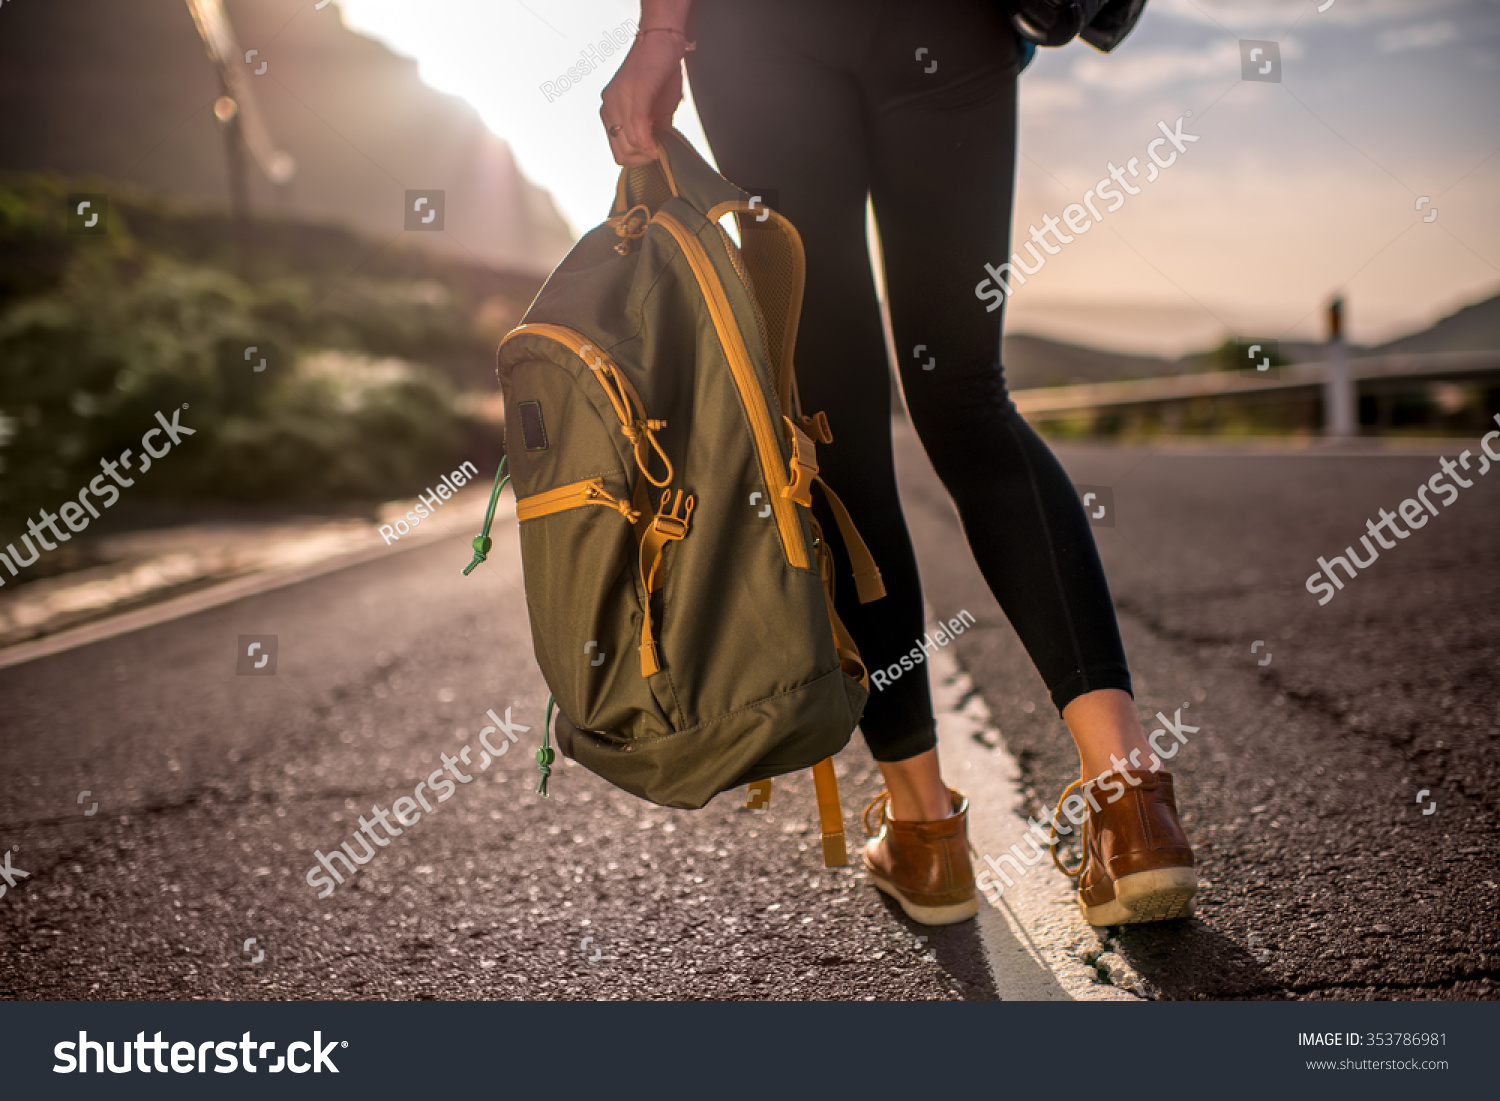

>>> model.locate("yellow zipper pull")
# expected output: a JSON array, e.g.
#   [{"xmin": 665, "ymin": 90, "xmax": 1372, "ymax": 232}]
[
  {"xmin": 608, "ymin": 203, "xmax": 652, "ymax": 255},
  {"xmin": 584, "ymin": 481, "xmax": 643, "ymax": 523}
]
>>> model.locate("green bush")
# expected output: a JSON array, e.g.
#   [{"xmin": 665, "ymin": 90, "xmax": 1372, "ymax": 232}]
[{"xmin": 0, "ymin": 176, "xmax": 512, "ymax": 529}]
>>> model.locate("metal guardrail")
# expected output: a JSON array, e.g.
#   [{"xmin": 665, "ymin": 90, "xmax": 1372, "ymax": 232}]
[{"xmin": 1012, "ymin": 350, "xmax": 1500, "ymax": 417}]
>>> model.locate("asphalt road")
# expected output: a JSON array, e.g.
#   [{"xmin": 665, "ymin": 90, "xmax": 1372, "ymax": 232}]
[
  {"xmin": 896, "ymin": 424, "xmax": 1500, "ymax": 1000},
  {"xmin": 1, "ymin": 424, "xmax": 1496, "ymax": 1001},
  {"xmin": 0, "ymin": 490, "xmax": 988, "ymax": 1002}
]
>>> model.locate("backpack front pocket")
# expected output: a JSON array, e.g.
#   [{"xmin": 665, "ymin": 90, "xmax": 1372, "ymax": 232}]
[
  {"xmin": 501, "ymin": 338, "xmax": 681, "ymax": 742},
  {"xmin": 516, "ymin": 476, "xmax": 641, "ymax": 522}
]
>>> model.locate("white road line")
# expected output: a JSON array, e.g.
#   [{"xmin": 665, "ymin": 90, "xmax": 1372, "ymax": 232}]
[
  {"xmin": 1053, "ymin": 440, "xmax": 1472, "ymax": 459},
  {"xmin": 928, "ymin": 640, "xmax": 1139, "ymax": 1002},
  {"xmin": 0, "ymin": 497, "xmax": 514, "ymax": 671}
]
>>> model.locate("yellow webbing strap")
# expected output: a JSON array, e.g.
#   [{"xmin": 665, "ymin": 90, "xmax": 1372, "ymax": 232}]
[
  {"xmin": 579, "ymin": 359, "xmax": 683, "ymax": 678},
  {"xmin": 813, "ymin": 477, "xmax": 886, "ymax": 604},
  {"xmin": 746, "ymin": 778, "xmax": 772, "ymax": 811},
  {"xmin": 635, "ymin": 487, "xmax": 695, "ymax": 676},
  {"xmin": 811, "ymin": 758, "xmax": 848, "ymax": 867},
  {"xmin": 798, "ymin": 409, "xmax": 833, "ymax": 446},
  {"xmin": 813, "ymin": 520, "xmax": 870, "ymax": 691}
]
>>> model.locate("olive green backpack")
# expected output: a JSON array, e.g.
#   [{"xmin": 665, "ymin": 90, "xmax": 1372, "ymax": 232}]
[{"xmin": 464, "ymin": 126, "xmax": 885, "ymax": 865}]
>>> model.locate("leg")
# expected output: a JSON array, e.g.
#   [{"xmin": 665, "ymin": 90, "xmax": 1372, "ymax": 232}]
[
  {"xmin": 864, "ymin": 3, "xmax": 1138, "ymax": 772},
  {"xmin": 686, "ymin": 1, "xmax": 945, "ymax": 799},
  {"xmin": 1063, "ymin": 688, "xmax": 1156, "ymax": 783},
  {"xmin": 874, "ymin": 746, "xmax": 951, "ymax": 822}
]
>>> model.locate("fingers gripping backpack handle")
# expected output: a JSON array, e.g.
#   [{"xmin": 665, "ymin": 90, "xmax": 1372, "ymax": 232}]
[{"xmin": 611, "ymin": 125, "xmax": 739, "ymax": 219}]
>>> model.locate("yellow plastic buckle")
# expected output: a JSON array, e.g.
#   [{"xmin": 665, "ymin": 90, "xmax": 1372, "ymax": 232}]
[
  {"xmin": 651, "ymin": 488, "xmax": 694, "ymax": 540},
  {"xmin": 780, "ymin": 415, "xmax": 817, "ymax": 507}
]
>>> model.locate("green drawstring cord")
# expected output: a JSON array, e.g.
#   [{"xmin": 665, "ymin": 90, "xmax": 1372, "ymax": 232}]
[
  {"xmin": 461, "ymin": 457, "xmax": 556, "ymax": 795},
  {"xmin": 462, "ymin": 455, "xmax": 509, "ymax": 576},
  {"xmin": 537, "ymin": 695, "xmax": 556, "ymax": 796}
]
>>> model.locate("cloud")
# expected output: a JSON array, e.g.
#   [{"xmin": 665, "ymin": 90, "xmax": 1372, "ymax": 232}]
[
  {"xmin": 1148, "ymin": 0, "xmax": 1465, "ymax": 31},
  {"xmin": 1068, "ymin": 39, "xmax": 1296, "ymax": 93},
  {"xmin": 1018, "ymin": 78, "xmax": 1088, "ymax": 114},
  {"xmin": 1377, "ymin": 20, "xmax": 1460, "ymax": 54}
]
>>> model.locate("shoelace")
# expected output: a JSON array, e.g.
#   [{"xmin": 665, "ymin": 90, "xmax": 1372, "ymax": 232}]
[
  {"xmin": 1049, "ymin": 777, "xmax": 1091, "ymax": 881},
  {"xmin": 861, "ymin": 789, "xmax": 985, "ymax": 868},
  {"xmin": 861, "ymin": 790, "xmax": 891, "ymax": 838}
]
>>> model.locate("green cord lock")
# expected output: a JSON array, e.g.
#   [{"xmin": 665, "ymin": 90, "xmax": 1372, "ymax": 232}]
[
  {"xmin": 463, "ymin": 534, "xmax": 493, "ymax": 575},
  {"xmin": 536, "ymin": 695, "xmax": 557, "ymax": 796},
  {"xmin": 462, "ymin": 455, "xmax": 509, "ymax": 576}
]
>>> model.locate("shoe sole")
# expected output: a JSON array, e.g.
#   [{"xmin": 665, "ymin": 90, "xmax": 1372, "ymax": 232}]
[
  {"xmin": 866, "ymin": 871, "xmax": 979, "ymax": 926},
  {"xmin": 1080, "ymin": 865, "xmax": 1197, "ymax": 927}
]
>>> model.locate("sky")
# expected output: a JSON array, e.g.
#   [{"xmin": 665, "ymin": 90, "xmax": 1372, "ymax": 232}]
[{"xmin": 335, "ymin": 0, "xmax": 1500, "ymax": 355}]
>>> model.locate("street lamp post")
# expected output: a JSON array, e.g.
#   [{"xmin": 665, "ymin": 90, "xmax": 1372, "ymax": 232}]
[{"xmin": 1324, "ymin": 295, "xmax": 1356, "ymax": 437}]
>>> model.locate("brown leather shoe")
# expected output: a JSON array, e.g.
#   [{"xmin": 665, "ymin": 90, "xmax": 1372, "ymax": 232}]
[
  {"xmin": 1051, "ymin": 769, "xmax": 1196, "ymax": 926},
  {"xmin": 861, "ymin": 788, "xmax": 979, "ymax": 926}
]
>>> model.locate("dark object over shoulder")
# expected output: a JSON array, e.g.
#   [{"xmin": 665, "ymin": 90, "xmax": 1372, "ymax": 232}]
[{"xmin": 1010, "ymin": 0, "xmax": 1148, "ymax": 52}]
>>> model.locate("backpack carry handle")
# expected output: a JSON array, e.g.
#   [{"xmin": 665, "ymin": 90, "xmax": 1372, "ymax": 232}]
[{"xmin": 610, "ymin": 125, "xmax": 742, "ymax": 219}]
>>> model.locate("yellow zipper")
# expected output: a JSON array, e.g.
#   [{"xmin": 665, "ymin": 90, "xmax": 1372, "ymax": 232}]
[
  {"xmin": 654, "ymin": 211, "xmax": 808, "ymax": 569},
  {"xmin": 516, "ymin": 476, "xmax": 640, "ymax": 523},
  {"xmin": 502, "ymin": 322, "xmax": 624, "ymax": 406}
]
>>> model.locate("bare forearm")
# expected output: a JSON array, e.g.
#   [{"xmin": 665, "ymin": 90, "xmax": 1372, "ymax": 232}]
[
  {"xmin": 603, "ymin": 0, "xmax": 693, "ymax": 165},
  {"xmin": 638, "ymin": 0, "xmax": 693, "ymax": 34}
]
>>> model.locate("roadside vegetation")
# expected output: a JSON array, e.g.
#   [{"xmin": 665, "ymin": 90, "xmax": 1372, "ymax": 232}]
[{"xmin": 0, "ymin": 174, "xmax": 538, "ymax": 533}]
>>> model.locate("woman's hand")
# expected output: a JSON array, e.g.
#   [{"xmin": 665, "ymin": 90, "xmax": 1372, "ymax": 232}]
[{"xmin": 599, "ymin": 29, "xmax": 687, "ymax": 166}]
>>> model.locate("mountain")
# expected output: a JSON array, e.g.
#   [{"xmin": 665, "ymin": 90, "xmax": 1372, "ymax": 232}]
[
  {"xmin": 0, "ymin": 0, "xmax": 574, "ymax": 276},
  {"xmin": 1369, "ymin": 293, "xmax": 1500, "ymax": 356},
  {"xmin": 998, "ymin": 333, "xmax": 1176, "ymax": 390},
  {"xmin": 1000, "ymin": 288, "xmax": 1500, "ymax": 389}
]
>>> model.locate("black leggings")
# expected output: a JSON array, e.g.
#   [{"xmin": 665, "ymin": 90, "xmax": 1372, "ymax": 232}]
[{"xmin": 685, "ymin": 0, "xmax": 1132, "ymax": 761}]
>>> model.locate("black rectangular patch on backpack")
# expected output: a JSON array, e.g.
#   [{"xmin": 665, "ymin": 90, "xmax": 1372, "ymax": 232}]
[{"xmin": 518, "ymin": 400, "xmax": 548, "ymax": 450}]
